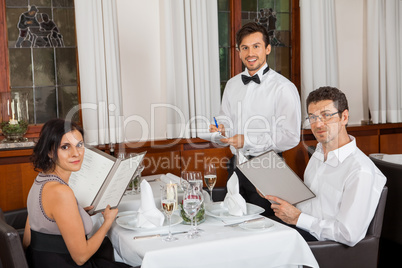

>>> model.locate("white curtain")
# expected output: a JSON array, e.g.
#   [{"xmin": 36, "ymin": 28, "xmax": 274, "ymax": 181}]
[
  {"xmin": 74, "ymin": 0, "xmax": 124, "ymax": 145},
  {"xmin": 300, "ymin": 0, "xmax": 339, "ymax": 120},
  {"xmin": 367, "ymin": 0, "xmax": 402, "ymax": 124},
  {"xmin": 161, "ymin": 0, "xmax": 221, "ymax": 139}
]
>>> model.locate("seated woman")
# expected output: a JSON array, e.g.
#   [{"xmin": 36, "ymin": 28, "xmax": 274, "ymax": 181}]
[{"xmin": 23, "ymin": 119, "xmax": 129, "ymax": 267}]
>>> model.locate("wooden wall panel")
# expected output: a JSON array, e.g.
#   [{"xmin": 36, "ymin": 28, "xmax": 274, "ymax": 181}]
[
  {"xmin": 141, "ymin": 151, "xmax": 181, "ymax": 176},
  {"xmin": 380, "ymin": 133, "xmax": 402, "ymax": 154},
  {"xmin": 354, "ymin": 135, "xmax": 379, "ymax": 155},
  {"xmin": 283, "ymin": 140, "xmax": 317, "ymax": 180},
  {"xmin": 181, "ymin": 146, "xmax": 232, "ymax": 188},
  {"xmin": 0, "ymin": 162, "xmax": 37, "ymax": 211}
]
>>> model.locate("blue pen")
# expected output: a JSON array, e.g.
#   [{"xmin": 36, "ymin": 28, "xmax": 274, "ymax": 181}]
[
  {"xmin": 213, "ymin": 117, "xmax": 225, "ymax": 138},
  {"xmin": 213, "ymin": 117, "xmax": 219, "ymax": 129}
]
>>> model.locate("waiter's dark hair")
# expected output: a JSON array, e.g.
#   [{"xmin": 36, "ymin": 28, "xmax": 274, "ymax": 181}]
[
  {"xmin": 32, "ymin": 119, "xmax": 83, "ymax": 173},
  {"xmin": 236, "ymin": 22, "xmax": 270, "ymax": 49},
  {"xmin": 306, "ymin": 86, "xmax": 349, "ymax": 113}
]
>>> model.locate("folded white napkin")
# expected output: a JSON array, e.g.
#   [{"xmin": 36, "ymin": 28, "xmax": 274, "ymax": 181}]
[
  {"xmin": 224, "ymin": 173, "xmax": 247, "ymax": 216},
  {"xmin": 137, "ymin": 180, "xmax": 165, "ymax": 228},
  {"xmin": 160, "ymin": 173, "xmax": 181, "ymax": 185}
]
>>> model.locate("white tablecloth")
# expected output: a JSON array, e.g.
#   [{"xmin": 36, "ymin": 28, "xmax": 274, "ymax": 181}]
[
  {"xmin": 107, "ymin": 176, "xmax": 319, "ymax": 268},
  {"xmin": 370, "ymin": 153, "xmax": 402, "ymax": 165},
  {"xmin": 109, "ymin": 216, "xmax": 318, "ymax": 268}
]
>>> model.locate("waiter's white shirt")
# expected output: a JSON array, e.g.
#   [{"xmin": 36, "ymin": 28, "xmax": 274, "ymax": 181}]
[
  {"xmin": 296, "ymin": 136, "xmax": 386, "ymax": 246},
  {"xmin": 219, "ymin": 63, "xmax": 301, "ymax": 156}
]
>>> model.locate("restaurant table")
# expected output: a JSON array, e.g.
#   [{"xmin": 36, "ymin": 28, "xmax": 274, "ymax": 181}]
[
  {"xmin": 369, "ymin": 153, "xmax": 402, "ymax": 165},
  {"xmin": 104, "ymin": 175, "xmax": 319, "ymax": 268}
]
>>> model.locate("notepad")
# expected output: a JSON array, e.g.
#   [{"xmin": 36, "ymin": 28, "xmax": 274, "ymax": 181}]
[
  {"xmin": 237, "ymin": 150, "xmax": 315, "ymax": 205},
  {"xmin": 197, "ymin": 132, "xmax": 228, "ymax": 145}
]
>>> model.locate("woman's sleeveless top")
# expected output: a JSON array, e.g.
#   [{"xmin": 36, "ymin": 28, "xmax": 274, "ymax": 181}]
[{"xmin": 27, "ymin": 173, "xmax": 93, "ymax": 235}]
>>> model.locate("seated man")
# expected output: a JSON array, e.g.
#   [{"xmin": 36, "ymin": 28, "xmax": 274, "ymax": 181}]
[{"xmin": 266, "ymin": 86, "xmax": 386, "ymax": 246}]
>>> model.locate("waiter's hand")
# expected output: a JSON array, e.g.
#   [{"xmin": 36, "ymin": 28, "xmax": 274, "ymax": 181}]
[
  {"xmin": 266, "ymin": 195, "xmax": 301, "ymax": 225},
  {"xmin": 220, "ymin": 134, "xmax": 244, "ymax": 149},
  {"xmin": 209, "ymin": 124, "xmax": 225, "ymax": 137}
]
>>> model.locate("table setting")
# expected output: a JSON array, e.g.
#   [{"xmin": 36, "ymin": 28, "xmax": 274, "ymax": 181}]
[{"xmin": 98, "ymin": 166, "xmax": 318, "ymax": 268}]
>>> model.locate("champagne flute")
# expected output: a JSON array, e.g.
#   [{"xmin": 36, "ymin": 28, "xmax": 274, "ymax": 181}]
[
  {"xmin": 183, "ymin": 184, "xmax": 202, "ymax": 239},
  {"xmin": 160, "ymin": 184, "xmax": 178, "ymax": 242},
  {"xmin": 191, "ymin": 172, "xmax": 204, "ymax": 235},
  {"xmin": 204, "ymin": 163, "xmax": 217, "ymax": 202}
]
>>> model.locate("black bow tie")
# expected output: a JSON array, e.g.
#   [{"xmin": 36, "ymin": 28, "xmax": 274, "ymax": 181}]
[
  {"xmin": 242, "ymin": 74, "xmax": 260, "ymax": 85},
  {"xmin": 241, "ymin": 66, "xmax": 270, "ymax": 85}
]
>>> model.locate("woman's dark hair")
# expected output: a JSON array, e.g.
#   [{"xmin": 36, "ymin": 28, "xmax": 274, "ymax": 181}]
[
  {"xmin": 236, "ymin": 22, "xmax": 270, "ymax": 49},
  {"xmin": 32, "ymin": 119, "xmax": 83, "ymax": 173},
  {"xmin": 306, "ymin": 86, "xmax": 349, "ymax": 114}
]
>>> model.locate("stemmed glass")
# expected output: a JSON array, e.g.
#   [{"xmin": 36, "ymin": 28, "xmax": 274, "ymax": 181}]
[
  {"xmin": 182, "ymin": 183, "xmax": 203, "ymax": 239},
  {"xmin": 160, "ymin": 184, "xmax": 178, "ymax": 242},
  {"xmin": 204, "ymin": 163, "xmax": 217, "ymax": 202},
  {"xmin": 117, "ymin": 152, "xmax": 126, "ymax": 160},
  {"xmin": 191, "ymin": 172, "xmax": 204, "ymax": 235},
  {"xmin": 127, "ymin": 153, "xmax": 145, "ymax": 195},
  {"xmin": 180, "ymin": 171, "xmax": 191, "ymax": 190}
]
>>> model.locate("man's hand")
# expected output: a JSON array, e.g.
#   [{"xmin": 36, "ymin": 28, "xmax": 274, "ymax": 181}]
[
  {"xmin": 266, "ymin": 195, "xmax": 301, "ymax": 225},
  {"xmin": 220, "ymin": 134, "xmax": 244, "ymax": 149},
  {"xmin": 209, "ymin": 124, "xmax": 225, "ymax": 136}
]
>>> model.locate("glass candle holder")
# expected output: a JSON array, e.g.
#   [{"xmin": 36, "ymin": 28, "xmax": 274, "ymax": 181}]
[{"xmin": 1, "ymin": 92, "xmax": 29, "ymax": 143}]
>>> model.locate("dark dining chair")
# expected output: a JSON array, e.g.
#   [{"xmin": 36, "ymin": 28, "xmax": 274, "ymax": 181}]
[
  {"xmin": 369, "ymin": 156, "xmax": 402, "ymax": 267},
  {"xmin": 208, "ymin": 187, "xmax": 227, "ymax": 202},
  {"xmin": 0, "ymin": 208, "xmax": 29, "ymax": 268},
  {"xmin": 307, "ymin": 186, "xmax": 388, "ymax": 268}
]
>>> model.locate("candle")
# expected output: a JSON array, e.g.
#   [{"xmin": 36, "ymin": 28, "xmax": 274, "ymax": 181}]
[
  {"xmin": 9, "ymin": 119, "xmax": 18, "ymax": 125},
  {"xmin": 11, "ymin": 100, "xmax": 15, "ymax": 120},
  {"xmin": 166, "ymin": 182, "xmax": 178, "ymax": 210},
  {"xmin": 17, "ymin": 100, "xmax": 21, "ymax": 120}
]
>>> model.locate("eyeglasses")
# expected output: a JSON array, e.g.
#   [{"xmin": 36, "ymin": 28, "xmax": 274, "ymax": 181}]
[{"xmin": 306, "ymin": 111, "xmax": 340, "ymax": 124}]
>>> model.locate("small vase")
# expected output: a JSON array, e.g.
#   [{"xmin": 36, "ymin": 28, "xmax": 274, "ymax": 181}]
[{"xmin": 180, "ymin": 203, "xmax": 206, "ymax": 225}]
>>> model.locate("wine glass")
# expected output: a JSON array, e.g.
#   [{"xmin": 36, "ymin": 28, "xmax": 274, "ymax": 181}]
[
  {"xmin": 160, "ymin": 184, "xmax": 178, "ymax": 242},
  {"xmin": 204, "ymin": 163, "xmax": 217, "ymax": 202},
  {"xmin": 180, "ymin": 171, "xmax": 191, "ymax": 190},
  {"xmin": 182, "ymin": 184, "xmax": 203, "ymax": 239},
  {"xmin": 117, "ymin": 152, "xmax": 126, "ymax": 160},
  {"xmin": 184, "ymin": 171, "xmax": 203, "ymax": 192},
  {"xmin": 127, "ymin": 153, "xmax": 145, "ymax": 195}
]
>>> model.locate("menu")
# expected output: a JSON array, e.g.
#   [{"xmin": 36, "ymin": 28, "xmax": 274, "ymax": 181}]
[
  {"xmin": 237, "ymin": 150, "xmax": 315, "ymax": 205},
  {"xmin": 69, "ymin": 146, "xmax": 145, "ymax": 214}
]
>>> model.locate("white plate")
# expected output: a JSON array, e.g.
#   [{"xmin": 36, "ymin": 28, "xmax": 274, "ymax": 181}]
[
  {"xmin": 117, "ymin": 211, "xmax": 136, "ymax": 218},
  {"xmin": 205, "ymin": 202, "xmax": 265, "ymax": 220},
  {"xmin": 239, "ymin": 218, "xmax": 274, "ymax": 231},
  {"xmin": 116, "ymin": 213, "xmax": 182, "ymax": 230}
]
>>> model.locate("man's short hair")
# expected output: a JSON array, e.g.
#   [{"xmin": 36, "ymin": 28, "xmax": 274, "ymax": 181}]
[
  {"xmin": 306, "ymin": 86, "xmax": 349, "ymax": 113},
  {"xmin": 236, "ymin": 22, "xmax": 270, "ymax": 49}
]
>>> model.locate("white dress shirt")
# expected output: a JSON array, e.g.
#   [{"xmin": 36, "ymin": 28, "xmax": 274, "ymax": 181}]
[
  {"xmin": 296, "ymin": 136, "xmax": 386, "ymax": 246},
  {"xmin": 219, "ymin": 63, "xmax": 301, "ymax": 156}
]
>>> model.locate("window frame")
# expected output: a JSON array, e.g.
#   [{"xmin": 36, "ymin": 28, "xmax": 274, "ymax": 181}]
[
  {"xmin": 0, "ymin": 0, "xmax": 82, "ymax": 138},
  {"xmin": 228, "ymin": 0, "xmax": 300, "ymax": 91}
]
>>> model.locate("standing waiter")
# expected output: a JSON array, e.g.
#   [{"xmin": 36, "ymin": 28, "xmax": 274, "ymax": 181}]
[{"xmin": 210, "ymin": 22, "xmax": 301, "ymax": 215}]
